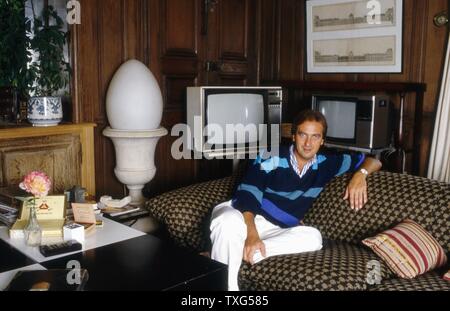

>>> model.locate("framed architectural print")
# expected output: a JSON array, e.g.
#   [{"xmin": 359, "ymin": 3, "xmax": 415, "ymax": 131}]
[{"xmin": 306, "ymin": 0, "xmax": 403, "ymax": 73}]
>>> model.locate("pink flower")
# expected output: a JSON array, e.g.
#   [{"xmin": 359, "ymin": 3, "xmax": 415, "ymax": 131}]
[{"xmin": 19, "ymin": 171, "xmax": 52, "ymax": 198}]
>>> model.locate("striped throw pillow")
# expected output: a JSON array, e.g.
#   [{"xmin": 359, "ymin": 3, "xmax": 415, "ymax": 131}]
[{"xmin": 362, "ymin": 219, "xmax": 447, "ymax": 279}]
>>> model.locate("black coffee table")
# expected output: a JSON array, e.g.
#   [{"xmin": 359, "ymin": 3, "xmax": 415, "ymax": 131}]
[
  {"xmin": 40, "ymin": 234, "xmax": 227, "ymax": 291},
  {"xmin": 0, "ymin": 239, "xmax": 36, "ymax": 274}
]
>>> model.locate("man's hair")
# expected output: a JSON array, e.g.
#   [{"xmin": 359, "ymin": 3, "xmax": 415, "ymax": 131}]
[{"xmin": 291, "ymin": 110, "xmax": 328, "ymax": 137}]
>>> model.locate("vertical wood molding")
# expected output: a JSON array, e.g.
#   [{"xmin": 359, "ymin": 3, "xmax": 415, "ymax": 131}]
[
  {"xmin": 140, "ymin": 0, "xmax": 149, "ymax": 64},
  {"xmin": 255, "ymin": 0, "xmax": 262, "ymax": 85},
  {"xmin": 70, "ymin": 23, "xmax": 80, "ymax": 123},
  {"xmin": 149, "ymin": 0, "xmax": 162, "ymax": 83},
  {"xmin": 275, "ymin": 0, "xmax": 281, "ymax": 81},
  {"xmin": 94, "ymin": 0, "xmax": 102, "ymax": 123},
  {"xmin": 73, "ymin": 124, "xmax": 96, "ymax": 196},
  {"xmin": 409, "ymin": 0, "xmax": 428, "ymax": 82}
]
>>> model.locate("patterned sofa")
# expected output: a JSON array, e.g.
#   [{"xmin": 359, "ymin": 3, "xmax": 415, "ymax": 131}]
[{"xmin": 146, "ymin": 171, "xmax": 450, "ymax": 291}]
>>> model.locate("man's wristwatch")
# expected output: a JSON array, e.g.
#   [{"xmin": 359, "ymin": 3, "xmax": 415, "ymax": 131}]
[{"xmin": 359, "ymin": 168, "xmax": 369, "ymax": 177}]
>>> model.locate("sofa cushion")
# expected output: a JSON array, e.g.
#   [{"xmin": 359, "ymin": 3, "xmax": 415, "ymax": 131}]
[
  {"xmin": 238, "ymin": 240, "xmax": 394, "ymax": 291},
  {"xmin": 444, "ymin": 270, "xmax": 450, "ymax": 281},
  {"xmin": 362, "ymin": 219, "xmax": 447, "ymax": 279},
  {"xmin": 303, "ymin": 171, "xmax": 444, "ymax": 245},
  {"xmin": 429, "ymin": 184, "xmax": 450, "ymax": 253},
  {"xmin": 368, "ymin": 270, "xmax": 450, "ymax": 291},
  {"xmin": 146, "ymin": 175, "xmax": 238, "ymax": 252}
]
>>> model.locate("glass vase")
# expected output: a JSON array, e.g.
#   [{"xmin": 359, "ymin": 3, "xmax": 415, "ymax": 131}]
[{"xmin": 24, "ymin": 201, "xmax": 42, "ymax": 247}]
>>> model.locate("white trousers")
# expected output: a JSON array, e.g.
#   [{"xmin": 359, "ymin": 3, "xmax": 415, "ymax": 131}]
[{"xmin": 210, "ymin": 200, "xmax": 323, "ymax": 291}]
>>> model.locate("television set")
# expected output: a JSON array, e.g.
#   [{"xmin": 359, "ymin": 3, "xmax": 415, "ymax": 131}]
[
  {"xmin": 187, "ymin": 86, "xmax": 282, "ymax": 157},
  {"xmin": 311, "ymin": 94, "xmax": 392, "ymax": 151}
]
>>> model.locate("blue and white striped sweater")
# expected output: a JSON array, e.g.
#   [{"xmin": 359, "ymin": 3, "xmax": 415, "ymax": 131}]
[{"xmin": 232, "ymin": 145, "xmax": 365, "ymax": 228}]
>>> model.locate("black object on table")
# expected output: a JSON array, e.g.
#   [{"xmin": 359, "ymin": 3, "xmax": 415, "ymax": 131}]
[
  {"xmin": 5, "ymin": 269, "xmax": 89, "ymax": 291},
  {"xmin": 102, "ymin": 208, "xmax": 150, "ymax": 224},
  {"xmin": 39, "ymin": 240, "xmax": 82, "ymax": 257}
]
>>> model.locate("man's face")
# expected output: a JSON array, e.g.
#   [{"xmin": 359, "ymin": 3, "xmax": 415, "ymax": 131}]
[{"xmin": 292, "ymin": 121, "xmax": 324, "ymax": 163}]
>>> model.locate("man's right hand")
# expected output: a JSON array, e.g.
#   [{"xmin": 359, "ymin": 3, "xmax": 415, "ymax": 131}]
[
  {"xmin": 242, "ymin": 211, "xmax": 266, "ymax": 264},
  {"xmin": 243, "ymin": 233, "xmax": 266, "ymax": 265}
]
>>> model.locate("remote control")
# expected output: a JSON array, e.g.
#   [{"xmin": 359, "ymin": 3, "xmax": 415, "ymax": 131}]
[{"xmin": 39, "ymin": 240, "xmax": 82, "ymax": 257}]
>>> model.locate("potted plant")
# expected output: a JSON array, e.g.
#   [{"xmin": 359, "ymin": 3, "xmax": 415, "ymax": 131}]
[
  {"xmin": 27, "ymin": 2, "xmax": 70, "ymax": 127},
  {"xmin": 0, "ymin": 0, "xmax": 34, "ymax": 123}
]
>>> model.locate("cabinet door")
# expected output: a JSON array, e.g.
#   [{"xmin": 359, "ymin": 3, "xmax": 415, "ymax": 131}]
[
  {"xmin": 161, "ymin": 0, "xmax": 204, "ymax": 111},
  {"xmin": 204, "ymin": 0, "xmax": 257, "ymax": 86},
  {"xmin": 0, "ymin": 134, "xmax": 81, "ymax": 194},
  {"xmin": 160, "ymin": 0, "xmax": 257, "ymax": 90}
]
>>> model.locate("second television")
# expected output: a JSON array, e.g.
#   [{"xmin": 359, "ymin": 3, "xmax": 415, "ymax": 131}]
[{"xmin": 311, "ymin": 94, "xmax": 392, "ymax": 151}]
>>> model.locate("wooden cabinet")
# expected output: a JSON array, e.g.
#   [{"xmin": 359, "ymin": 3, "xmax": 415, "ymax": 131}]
[{"xmin": 0, "ymin": 123, "xmax": 96, "ymax": 196}]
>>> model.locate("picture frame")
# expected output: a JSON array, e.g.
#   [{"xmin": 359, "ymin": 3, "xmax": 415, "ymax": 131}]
[{"xmin": 306, "ymin": 0, "xmax": 403, "ymax": 73}]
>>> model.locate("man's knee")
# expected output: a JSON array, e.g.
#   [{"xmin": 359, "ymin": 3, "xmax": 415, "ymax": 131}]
[
  {"xmin": 290, "ymin": 226, "xmax": 323, "ymax": 251},
  {"xmin": 305, "ymin": 227, "xmax": 323, "ymax": 251},
  {"xmin": 210, "ymin": 204, "xmax": 246, "ymax": 234}
]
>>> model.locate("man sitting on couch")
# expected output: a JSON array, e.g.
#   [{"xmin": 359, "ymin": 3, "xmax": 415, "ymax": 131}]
[{"xmin": 210, "ymin": 110, "xmax": 382, "ymax": 290}]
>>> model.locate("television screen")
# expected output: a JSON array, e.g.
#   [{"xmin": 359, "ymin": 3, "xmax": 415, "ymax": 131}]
[
  {"xmin": 318, "ymin": 100, "xmax": 356, "ymax": 140},
  {"xmin": 206, "ymin": 93, "xmax": 264, "ymax": 145}
]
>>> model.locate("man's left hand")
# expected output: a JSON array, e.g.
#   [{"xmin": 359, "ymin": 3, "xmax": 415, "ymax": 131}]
[{"xmin": 343, "ymin": 172, "xmax": 367, "ymax": 211}]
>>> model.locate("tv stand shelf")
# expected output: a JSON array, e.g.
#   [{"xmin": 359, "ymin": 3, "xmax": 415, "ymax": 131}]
[
  {"xmin": 269, "ymin": 80, "xmax": 427, "ymax": 175},
  {"xmin": 324, "ymin": 143, "xmax": 392, "ymax": 157}
]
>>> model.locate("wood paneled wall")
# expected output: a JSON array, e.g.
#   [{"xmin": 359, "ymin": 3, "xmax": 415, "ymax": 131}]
[
  {"xmin": 72, "ymin": 0, "xmax": 448, "ymax": 198},
  {"xmin": 73, "ymin": 0, "xmax": 257, "ymax": 198},
  {"xmin": 258, "ymin": 0, "xmax": 449, "ymax": 176}
]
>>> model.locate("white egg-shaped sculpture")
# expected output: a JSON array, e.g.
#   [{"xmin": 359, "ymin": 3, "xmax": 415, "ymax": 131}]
[{"xmin": 106, "ymin": 59, "xmax": 163, "ymax": 130}]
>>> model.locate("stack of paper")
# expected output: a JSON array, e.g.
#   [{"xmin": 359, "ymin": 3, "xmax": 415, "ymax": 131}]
[{"xmin": 0, "ymin": 202, "xmax": 18, "ymax": 227}]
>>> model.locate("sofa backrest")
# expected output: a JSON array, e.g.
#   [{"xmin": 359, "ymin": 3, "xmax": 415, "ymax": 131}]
[
  {"xmin": 303, "ymin": 171, "xmax": 450, "ymax": 253},
  {"xmin": 146, "ymin": 175, "xmax": 238, "ymax": 252},
  {"xmin": 430, "ymin": 183, "xmax": 450, "ymax": 252}
]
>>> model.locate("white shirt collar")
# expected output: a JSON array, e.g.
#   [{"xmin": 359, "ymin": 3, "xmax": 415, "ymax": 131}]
[{"xmin": 290, "ymin": 145, "xmax": 317, "ymax": 178}]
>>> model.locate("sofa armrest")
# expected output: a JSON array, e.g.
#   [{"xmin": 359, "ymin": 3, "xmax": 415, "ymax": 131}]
[
  {"xmin": 145, "ymin": 175, "xmax": 238, "ymax": 252},
  {"xmin": 304, "ymin": 171, "xmax": 448, "ymax": 249}
]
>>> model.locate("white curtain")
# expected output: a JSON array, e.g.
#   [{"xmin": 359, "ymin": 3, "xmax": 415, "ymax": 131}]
[{"xmin": 428, "ymin": 33, "xmax": 450, "ymax": 183}]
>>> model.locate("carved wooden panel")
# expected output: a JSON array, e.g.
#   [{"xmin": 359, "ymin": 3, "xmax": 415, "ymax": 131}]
[
  {"xmin": 206, "ymin": 0, "xmax": 257, "ymax": 86},
  {"xmin": 0, "ymin": 135, "xmax": 81, "ymax": 194},
  {"xmin": 164, "ymin": 77, "xmax": 197, "ymax": 112},
  {"xmin": 216, "ymin": 75, "xmax": 247, "ymax": 86},
  {"xmin": 219, "ymin": 0, "xmax": 248, "ymax": 60},
  {"xmin": 163, "ymin": 0, "xmax": 199, "ymax": 56}
]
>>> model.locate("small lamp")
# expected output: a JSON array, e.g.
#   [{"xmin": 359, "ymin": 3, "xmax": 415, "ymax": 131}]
[{"xmin": 103, "ymin": 60, "xmax": 168, "ymax": 206}]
